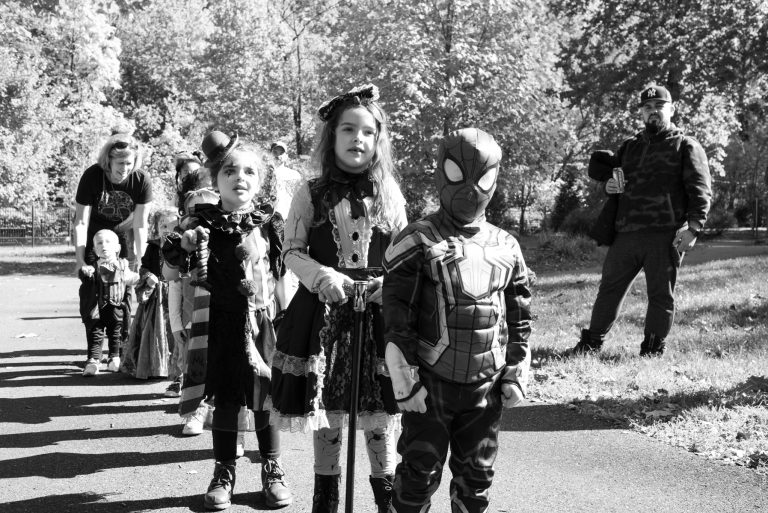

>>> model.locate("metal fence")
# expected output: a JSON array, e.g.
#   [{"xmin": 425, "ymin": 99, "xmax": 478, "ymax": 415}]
[{"xmin": 0, "ymin": 205, "xmax": 74, "ymax": 246}]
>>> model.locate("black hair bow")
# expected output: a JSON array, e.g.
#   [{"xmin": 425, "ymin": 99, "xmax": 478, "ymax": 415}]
[{"xmin": 318, "ymin": 84, "xmax": 380, "ymax": 122}]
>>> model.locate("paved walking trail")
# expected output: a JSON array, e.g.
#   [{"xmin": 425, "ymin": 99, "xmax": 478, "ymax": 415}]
[{"xmin": 1, "ymin": 267, "xmax": 767, "ymax": 512}]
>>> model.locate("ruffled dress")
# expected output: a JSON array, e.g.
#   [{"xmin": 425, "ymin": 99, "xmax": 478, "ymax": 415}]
[
  {"xmin": 269, "ymin": 174, "xmax": 408, "ymax": 433},
  {"xmin": 121, "ymin": 241, "xmax": 171, "ymax": 379},
  {"xmin": 164, "ymin": 203, "xmax": 282, "ymax": 432}
]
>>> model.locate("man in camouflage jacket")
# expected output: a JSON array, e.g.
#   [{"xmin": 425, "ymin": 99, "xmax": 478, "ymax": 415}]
[{"xmin": 574, "ymin": 85, "xmax": 711, "ymax": 356}]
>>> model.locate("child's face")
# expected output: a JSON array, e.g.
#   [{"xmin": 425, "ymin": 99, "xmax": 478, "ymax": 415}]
[
  {"xmin": 177, "ymin": 162, "xmax": 201, "ymax": 189},
  {"xmin": 216, "ymin": 151, "xmax": 260, "ymax": 211},
  {"xmin": 108, "ymin": 155, "xmax": 136, "ymax": 184},
  {"xmin": 93, "ymin": 233, "xmax": 120, "ymax": 260},
  {"xmin": 334, "ymin": 106, "xmax": 377, "ymax": 174},
  {"xmin": 157, "ymin": 214, "xmax": 179, "ymax": 239}
]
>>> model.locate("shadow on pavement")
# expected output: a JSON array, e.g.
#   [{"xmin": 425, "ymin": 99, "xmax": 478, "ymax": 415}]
[
  {"xmin": 500, "ymin": 402, "xmax": 618, "ymax": 432},
  {"xmin": 0, "ymin": 492, "xmax": 208, "ymax": 513},
  {"xmin": 0, "ymin": 393, "xmax": 176, "ymax": 424},
  {"xmin": 0, "ymin": 368, "xmax": 172, "ymax": 389},
  {"xmin": 19, "ymin": 315, "xmax": 82, "ymax": 320},
  {"xmin": 0, "ymin": 349, "xmax": 84, "ymax": 358},
  {"xmin": 0, "ymin": 423, "xmax": 184, "ymax": 449},
  {"xmin": 0, "ymin": 449, "xmax": 211, "ymax": 479},
  {"xmin": 0, "ymin": 360, "xmax": 84, "ymax": 369}
]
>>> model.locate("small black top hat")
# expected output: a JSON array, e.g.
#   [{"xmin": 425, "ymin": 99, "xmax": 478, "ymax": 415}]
[{"xmin": 201, "ymin": 131, "xmax": 239, "ymax": 168}]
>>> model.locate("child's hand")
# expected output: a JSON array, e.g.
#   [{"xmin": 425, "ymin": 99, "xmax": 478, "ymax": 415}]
[
  {"xmin": 385, "ymin": 343, "xmax": 428, "ymax": 413},
  {"xmin": 366, "ymin": 276, "xmax": 384, "ymax": 305},
  {"xmin": 78, "ymin": 265, "xmax": 95, "ymax": 279},
  {"xmin": 180, "ymin": 229, "xmax": 198, "ymax": 252},
  {"xmin": 501, "ymin": 382, "xmax": 524, "ymax": 408},
  {"xmin": 396, "ymin": 383, "xmax": 428, "ymax": 413},
  {"xmin": 318, "ymin": 273, "xmax": 354, "ymax": 304},
  {"xmin": 145, "ymin": 273, "xmax": 159, "ymax": 287}
]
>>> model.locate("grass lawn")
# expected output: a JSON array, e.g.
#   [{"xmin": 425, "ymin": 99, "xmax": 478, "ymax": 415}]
[
  {"xmin": 1, "ymin": 239, "xmax": 767, "ymax": 474},
  {"xmin": 0, "ymin": 244, "xmax": 73, "ymax": 275},
  {"xmin": 526, "ymin": 238, "xmax": 768, "ymax": 474}
]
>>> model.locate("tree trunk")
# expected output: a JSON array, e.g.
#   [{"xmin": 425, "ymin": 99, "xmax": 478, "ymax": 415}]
[
  {"xmin": 518, "ymin": 184, "xmax": 528, "ymax": 235},
  {"xmin": 293, "ymin": 34, "xmax": 303, "ymax": 155}
]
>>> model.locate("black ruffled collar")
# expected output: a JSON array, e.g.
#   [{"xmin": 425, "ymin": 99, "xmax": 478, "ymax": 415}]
[{"xmin": 194, "ymin": 202, "xmax": 274, "ymax": 234}]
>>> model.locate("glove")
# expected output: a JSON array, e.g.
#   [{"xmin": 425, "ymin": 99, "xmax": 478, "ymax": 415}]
[
  {"xmin": 674, "ymin": 226, "xmax": 698, "ymax": 252},
  {"xmin": 502, "ymin": 382, "xmax": 524, "ymax": 408},
  {"xmin": 500, "ymin": 363, "xmax": 528, "ymax": 409},
  {"xmin": 385, "ymin": 343, "xmax": 427, "ymax": 413}
]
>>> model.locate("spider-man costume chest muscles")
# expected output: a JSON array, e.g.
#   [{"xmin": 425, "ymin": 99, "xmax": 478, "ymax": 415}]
[{"xmin": 410, "ymin": 214, "xmax": 519, "ymax": 382}]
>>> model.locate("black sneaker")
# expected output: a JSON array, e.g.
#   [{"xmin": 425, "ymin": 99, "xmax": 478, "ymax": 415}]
[
  {"xmin": 164, "ymin": 378, "xmax": 182, "ymax": 397},
  {"xmin": 571, "ymin": 329, "xmax": 602, "ymax": 355},
  {"xmin": 640, "ymin": 333, "xmax": 665, "ymax": 357}
]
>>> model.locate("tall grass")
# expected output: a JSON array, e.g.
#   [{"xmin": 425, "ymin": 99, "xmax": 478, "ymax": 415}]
[{"xmin": 531, "ymin": 255, "xmax": 768, "ymax": 473}]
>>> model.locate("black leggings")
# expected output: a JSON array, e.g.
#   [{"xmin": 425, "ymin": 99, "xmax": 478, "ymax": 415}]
[{"xmin": 212, "ymin": 405, "xmax": 280, "ymax": 462}]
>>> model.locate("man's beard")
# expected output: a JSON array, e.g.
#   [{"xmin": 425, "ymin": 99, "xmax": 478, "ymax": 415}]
[{"xmin": 645, "ymin": 117, "xmax": 663, "ymax": 134}]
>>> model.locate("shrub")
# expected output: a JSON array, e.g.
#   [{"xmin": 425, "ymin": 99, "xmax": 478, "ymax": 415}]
[
  {"xmin": 560, "ymin": 207, "xmax": 598, "ymax": 237},
  {"xmin": 535, "ymin": 230, "xmax": 602, "ymax": 263},
  {"xmin": 706, "ymin": 206, "xmax": 737, "ymax": 235},
  {"xmin": 550, "ymin": 171, "xmax": 581, "ymax": 231}
]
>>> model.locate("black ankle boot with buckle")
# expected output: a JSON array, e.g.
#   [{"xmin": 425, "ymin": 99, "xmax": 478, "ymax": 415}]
[
  {"xmin": 640, "ymin": 332, "xmax": 665, "ymax": 356},
  {"xmin": 312, "ymin": 473, "xmax": 340, "ymax": 513},
  {"xmin": 262, "ymin": 458, "xmax": 293, "ymax": 508},
  {"xmin": 370, "ymin": 474, "xmax": 394, "ymax": 513},
  {"xmin": 204, "ymin": 460, "xmax": 236, "ymax": 511}
]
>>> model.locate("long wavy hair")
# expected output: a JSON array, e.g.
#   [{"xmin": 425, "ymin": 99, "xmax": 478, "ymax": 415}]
[{"xmin": 310, "ymin": 101, "xmax": 403, "ymax": 232}]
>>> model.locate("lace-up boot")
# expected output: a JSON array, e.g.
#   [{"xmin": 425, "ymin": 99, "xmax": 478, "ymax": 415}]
[
  {"xmin": 204, "ymin": 460, "xmax": 236, "ymax": 511},
  {"xmin": 262, "ymin": 458, "xmax": 292, "ymax": 507}
]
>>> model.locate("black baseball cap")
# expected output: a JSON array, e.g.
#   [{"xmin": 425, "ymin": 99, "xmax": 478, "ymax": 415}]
[{"xmin": 639, "ymin": 85, "xmax": 672, "ymax": 105}]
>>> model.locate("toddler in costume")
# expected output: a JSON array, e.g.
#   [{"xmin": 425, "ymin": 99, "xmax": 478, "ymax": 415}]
[
  {"xmin": 164, "ymin": 132, "xmax": 292, "ymax": 510},
  {"xmin": 269, "ymin": 84, "xmax": 408, "ymax": 513},
  {"xmin": 121, "ymin": 207, "xmax": 178, "ymax": 379},
  {"xmin": 382, "ymin": 128, "xmax": 532, "ymax": 513},
  {"xmin": 165, "ymin": 154, "xmax": 210, "ymax": 400},
  {"xmin": 79, "ymin": 229, "xmax": 144, "ymax": 376}
]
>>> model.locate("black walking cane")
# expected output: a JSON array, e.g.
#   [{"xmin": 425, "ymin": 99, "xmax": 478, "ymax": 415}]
[{"xmin": 345, "ymin": 279, "xmax": 368, "ymax": 513}]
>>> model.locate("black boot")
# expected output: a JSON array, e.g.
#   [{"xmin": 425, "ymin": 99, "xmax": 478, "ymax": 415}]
[
  {"xmin": 640, "ymin": 332, "xmax": 665, "ymax": 356},
  {"xmin": 571, "ymin": 328, "xmax": 602, "ymax": 355},
  {"xmin": 312, "ymin": 473, "xmax": 340, "ymax": 513},
  {"xmin": 204, "ymin": 460, "xmax": 236, "ymax": 511},
  {"xmin": 370, "ymin": 475, "xmax": 394, "ymax": 513}
]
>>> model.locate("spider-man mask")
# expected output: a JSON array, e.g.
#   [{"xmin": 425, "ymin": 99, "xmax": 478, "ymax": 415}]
[{"xmin": 436, "ymin": 128, "xmax": 502, "ymax": 224}]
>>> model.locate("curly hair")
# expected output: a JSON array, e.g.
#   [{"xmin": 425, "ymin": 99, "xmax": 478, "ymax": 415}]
[{"xmin": 148, "ymin": 207, "xmax": 179, "ymax": 240}]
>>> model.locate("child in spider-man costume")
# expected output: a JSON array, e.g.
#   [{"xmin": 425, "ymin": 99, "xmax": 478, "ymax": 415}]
[{"xmin": 382, "ymin": 128, "xmax": 532, "ymax": 513}]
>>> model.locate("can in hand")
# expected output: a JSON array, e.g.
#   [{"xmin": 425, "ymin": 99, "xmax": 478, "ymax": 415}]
[{"xmin": 612, "ymin": 168, "xmax": 625, "ymax": 193}]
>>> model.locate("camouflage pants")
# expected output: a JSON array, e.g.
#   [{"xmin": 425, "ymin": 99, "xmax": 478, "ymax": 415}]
[
  {"xmin": 391, "ymin": 370, "xmax": 502, "ymax": 513},
  {"xmin": 590, "ymin": 231, "xmax": 680, "ymax": 341}
]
